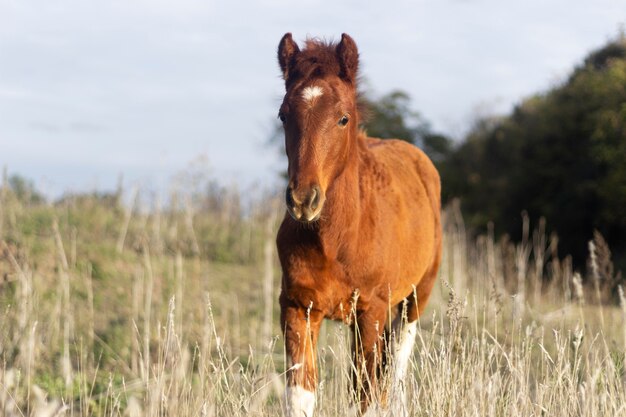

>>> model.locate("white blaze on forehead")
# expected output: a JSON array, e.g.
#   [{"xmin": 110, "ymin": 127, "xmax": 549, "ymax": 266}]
[
  {"xmin": 285, "ymin": 385, "xmax": 315, "ymax": 417},
  {"xmin": 301, "ymin": 85, "xmax": 323, "ymax": 102}
]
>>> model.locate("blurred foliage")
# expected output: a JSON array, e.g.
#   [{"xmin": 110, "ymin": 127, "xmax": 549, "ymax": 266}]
[
  {"xmin": 0, "ymin": 171, "xmax": 278, "ymax": 267},
  {"xmin": 360, "ymin": 90, "xmax": 428, "ymax": 143},
  {"xmin": 441, "ymin": 35, "xmax": 626, "ymax": 271},
  {"xmin": 6, "ymin": 173, "xmax": 45, "ymax": 205}
]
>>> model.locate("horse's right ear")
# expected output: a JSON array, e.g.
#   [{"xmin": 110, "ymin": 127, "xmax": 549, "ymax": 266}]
[{"xmin": 278, "ymin": 33, "xmax": 300, "ymax": 81}]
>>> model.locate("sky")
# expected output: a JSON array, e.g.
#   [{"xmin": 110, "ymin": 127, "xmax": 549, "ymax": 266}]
[{"xmin": 0, "ymin": 0, "xmax": 625, "ymax": 198}]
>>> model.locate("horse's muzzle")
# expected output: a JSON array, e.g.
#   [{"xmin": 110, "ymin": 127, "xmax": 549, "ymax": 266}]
[{"xmin": 286, "ymin": 184, "xmax": 324, "ymax": 223}]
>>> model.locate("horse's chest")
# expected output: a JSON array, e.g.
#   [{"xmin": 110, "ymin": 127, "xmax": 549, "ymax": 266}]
[
  {"xmin": 318, "ymin": 263, "xmax": 387, "ymax": 320},
  {"xmin": 326, "ymin": 293, "xmax": 360, "ymax": 323}
]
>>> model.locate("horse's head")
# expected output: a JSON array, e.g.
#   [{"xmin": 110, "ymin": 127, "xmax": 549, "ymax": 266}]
[{"xmin": 277, "ymin": 33, "xmax": 360, "ymax": 223}]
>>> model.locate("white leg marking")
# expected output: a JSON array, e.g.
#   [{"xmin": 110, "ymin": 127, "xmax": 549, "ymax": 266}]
[
  {"xmin": 301, "ymin": 85, "xmax": 323, "ymax": 102},
  {"xmin": 285, "ymin": 385, "xmax": 315, "ymax": 417},
  {"xmin": 390, "ymin": 317, "xmax": 417, "ymax": 416},
  {"xmin": 393, "ymin": 319, "xmax": 417, "ymax": 381}
]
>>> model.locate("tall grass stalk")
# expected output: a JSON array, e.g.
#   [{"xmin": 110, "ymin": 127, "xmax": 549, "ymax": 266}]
[
  {"xmin": 262, "ymin": 200, "xmax": 279, "ymax": 348},
  {"xmin": 116, "ymin": 186, "xmax": 138, "ymax": 254},
  {"xmin": 617, "ymin": 285, "xmax": 626, "ymax": 370}
]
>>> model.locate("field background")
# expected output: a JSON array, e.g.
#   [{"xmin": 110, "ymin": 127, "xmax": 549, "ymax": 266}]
[
  {"xmin": 1, "ymin": 179, "xmax": 625, "ymax": 417},
  {"xmin": 2, "ymin": 3, "xmax": 626, "ymax": 416}
]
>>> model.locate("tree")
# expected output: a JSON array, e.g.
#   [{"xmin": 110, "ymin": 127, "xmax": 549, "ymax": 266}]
[
  {"xmin": 6, "ymin": 174, "xmax": 45, "ymax": 205},
  {"xmin": 360, "ymin": 90, "xmax": 428, "ymax": 143},
  {"xmin": 441, "ymin": 35, "xmax": 626, "ymax": 271}
]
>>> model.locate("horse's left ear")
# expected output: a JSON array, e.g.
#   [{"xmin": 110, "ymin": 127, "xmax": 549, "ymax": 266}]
[{"xmin": 336, "ymin": 33, "xmax": 359, "ymax": 83}]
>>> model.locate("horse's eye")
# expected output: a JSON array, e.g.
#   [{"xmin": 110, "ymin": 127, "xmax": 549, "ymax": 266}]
[
  {"xmin": 338, "ymin": 115, "xmax": 349, "ymax": 127},
  {"xmin": 278, "ymin": 112, "xmax": 286, "ymax": 123}
]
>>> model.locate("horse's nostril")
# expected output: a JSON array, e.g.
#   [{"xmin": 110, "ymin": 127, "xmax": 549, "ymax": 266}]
[
  {"xmin": 310, "ymin": 188, "xmax": 320, "ymax": 210},
  {"xmin": 286, "ymin": 187, "xmax": 295, "ymax": 208}
]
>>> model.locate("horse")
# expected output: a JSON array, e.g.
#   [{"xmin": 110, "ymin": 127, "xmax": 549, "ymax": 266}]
[{"xmin": 275, "ymin": 33, "xmax": 442, "ymax": 417}]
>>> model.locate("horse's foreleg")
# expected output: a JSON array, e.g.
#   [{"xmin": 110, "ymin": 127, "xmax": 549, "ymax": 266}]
[
  {"xmin": 352, "ymin": 307, "xmax": 387, "ymax": 413},
  {"xmin": 281, "ymin": 296, "xmax": 323, "ymax": 417}
]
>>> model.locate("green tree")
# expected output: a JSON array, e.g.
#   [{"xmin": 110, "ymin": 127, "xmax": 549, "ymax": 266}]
[
  {"xmin": 441, "ymin": 35, "xmax": 626, "ymax": 271},
  {"xmin": 361, "ymin": 90, "xmax": 428, "ymax": 143},
  {"xmin": 6, "ymin": 174, "xmax": 45, "ymax": 205}
]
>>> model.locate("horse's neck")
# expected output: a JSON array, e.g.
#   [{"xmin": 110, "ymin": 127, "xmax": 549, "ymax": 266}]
[{"xmin": 317, "ymin": 138, "xmax": 365, "ymax": 257}]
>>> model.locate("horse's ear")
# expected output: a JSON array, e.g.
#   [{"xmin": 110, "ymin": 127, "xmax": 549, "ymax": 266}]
[
  {"xmin": 278, "ymin": 33, "xmax": 300, "ymax": 81},
  {"xmin": 336, "ymin": 33, "xmax": 359, "ymax": 83}
]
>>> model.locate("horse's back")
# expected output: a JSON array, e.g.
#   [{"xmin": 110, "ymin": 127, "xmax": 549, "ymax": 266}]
[{"xmin": 365, "ymin": 137, "xmax": 441, "ymax": 217}]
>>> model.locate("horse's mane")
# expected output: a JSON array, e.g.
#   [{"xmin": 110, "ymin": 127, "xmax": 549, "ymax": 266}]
[{"xmin": 292, "ymin": 38, "xmax": 344, "ymax": 80}]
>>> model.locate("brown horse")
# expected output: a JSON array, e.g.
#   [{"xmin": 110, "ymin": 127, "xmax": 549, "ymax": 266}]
[{"xmin": 276, "ymin": 33, "xmax": 442, "ymax": 416}]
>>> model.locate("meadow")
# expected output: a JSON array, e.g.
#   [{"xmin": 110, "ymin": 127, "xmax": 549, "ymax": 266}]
[{"xmin": 0, "ymin": 179, "xmax": 625, "ymax": 416}]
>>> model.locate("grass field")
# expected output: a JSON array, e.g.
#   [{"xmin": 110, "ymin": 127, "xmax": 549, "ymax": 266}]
[{"xmin": 0, "ymin": 182, "xmax": 625, "ymax": 416}]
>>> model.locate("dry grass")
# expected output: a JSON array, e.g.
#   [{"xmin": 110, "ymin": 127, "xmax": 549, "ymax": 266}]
[{"xmin": 0, "ymin": 186, "xmax": 625, "ymax": 417}]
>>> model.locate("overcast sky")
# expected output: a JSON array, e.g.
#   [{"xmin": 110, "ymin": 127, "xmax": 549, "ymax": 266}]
[{"xmin": 1, "ymin": 0, "xmax": 624, "ymax": 197}]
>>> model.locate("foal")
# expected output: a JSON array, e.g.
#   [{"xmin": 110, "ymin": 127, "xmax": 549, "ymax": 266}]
[{"xmin": 276, "ymin": 33, "xmax": 442, "ymax": 416}]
